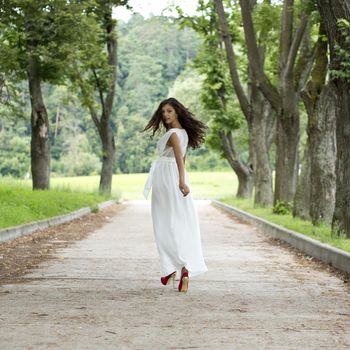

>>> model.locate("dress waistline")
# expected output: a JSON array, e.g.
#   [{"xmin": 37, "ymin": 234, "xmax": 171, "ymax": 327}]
[
  {"xmin": 143, "ymin": 156, "xmax": 176, "ymax": 199},
  {"xmin": 157, "ymin": 156, "xmax": 176, "ymax": 163}
]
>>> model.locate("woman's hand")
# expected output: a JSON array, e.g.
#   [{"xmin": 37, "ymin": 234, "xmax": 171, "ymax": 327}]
[{"xmin": 179, "ymin": 181, "xmax": 190, "ymax": 197}]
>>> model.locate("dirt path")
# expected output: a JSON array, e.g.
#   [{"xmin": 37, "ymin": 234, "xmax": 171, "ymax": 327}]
[{"xmin": 1, "ymin": 200, "xmax": 350, "ymax": 349}]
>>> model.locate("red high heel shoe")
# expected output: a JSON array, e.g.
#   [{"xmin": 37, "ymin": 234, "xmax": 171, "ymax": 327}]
[
  {"xmin": 160, "ymin": 271, "xmax": 176, "ymax": 287},
  {"xmin": 178, "ymin": 270, "xmax": 189, "ymax": 292}
]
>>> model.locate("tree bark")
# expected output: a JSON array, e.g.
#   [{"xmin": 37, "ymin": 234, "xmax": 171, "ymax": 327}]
[
  {"xmin": 249, "ymin": 89, "xmax": 275, "ymax": 206},
  {"xmin": 98, "ymin": 116, "xmax": 116, "ymax": 195},
  {"xmin": 297, "ymin": 25, "xmax": 336, "ymax": 224},
  {"xmin": 274, "ymin": 109, "xmax": 299, "ymax": 203},
  {"xmin": 26, "ymin": 24, "xmax": 50, "ymax": 190},
  {"xmin": 309, "ymin": 85, "xmax": 336, "ymax": 224},
  {"xmin": 317, "ymin": 0, "xmax": 350, "ymax": 236}
]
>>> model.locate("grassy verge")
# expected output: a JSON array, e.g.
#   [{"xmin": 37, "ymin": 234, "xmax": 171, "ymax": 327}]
[
  {"xmin": 220, "ymin": 197, "xmax": 350, "ymax": 254},
  {"xmin": 1, "ymin": 171, "xmax": 237, "ymax": 229},
  {"xmin": 49, "ymin": 171, "xmax": 239, "ymax": 200},
  {"xmin": 0, "ymin": 179, "xmax": 112, "ymax": 229}
]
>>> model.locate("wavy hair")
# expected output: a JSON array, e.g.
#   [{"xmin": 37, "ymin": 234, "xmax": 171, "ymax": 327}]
[{"xmin": 143, "ymin": 97, "xmax": 207, "ymax": 149}]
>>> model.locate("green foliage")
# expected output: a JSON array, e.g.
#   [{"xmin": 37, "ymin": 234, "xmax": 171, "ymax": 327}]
[
  {"xmin": 252, "ymin": 1, "xmax": 281, "ymax": 83},
  {"xmin": 45, "ymin": 84, "xmax": 102, "ymax": 176},
  {"xmin": 0, "ymin": 121, "xmax": 30, "ymax": 177},
  {"xmin": 114, "ymin": 14, "xmax": 204, "ymax": 173},
  {"xmin": 330, "ymin": 19, "xmax": 350, "ymax": 83},
  {"xmin": 0, "ymin": 0, "xmax": 97, "ymax": 84},
  {"xmin": 0, "ymin": 179, "xmax": 110, "ymax": 229},
  {"xmin": 176, "ymin": 0, "xmax": 246, "ymax": 163},
  {"xmin": 116, "ymin": 14, "xmax": 200, "ymax": 117},
  {"xmin": 272, "ymin": 200, "xmax": 293, "ymax": 215},
  {"xmin": 116, "ymin": 113, "xmax": 155, "ymax": 173},
  {"xmin": 0, "ymin": 14, "xmax": 208, "ymax": 177}
]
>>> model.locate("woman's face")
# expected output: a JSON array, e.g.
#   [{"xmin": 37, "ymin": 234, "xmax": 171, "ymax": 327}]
[{"xmin": 162, "ymin": 104, "xmax": 178, "ymax": 125}]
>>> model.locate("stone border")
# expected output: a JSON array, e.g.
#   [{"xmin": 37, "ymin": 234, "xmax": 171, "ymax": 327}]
[
  {"xmin": 212, "ymin": 199, "xmax": 350, "ymax": 275},
  {"xmin": 0, "ymin": 200, "xmax": 116, "ymax": 243}
]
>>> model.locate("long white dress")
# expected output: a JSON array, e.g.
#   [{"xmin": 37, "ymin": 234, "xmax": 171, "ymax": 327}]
[{"xmin": 143, "ymin": 128, "xmax": 208, "ymax": 278}]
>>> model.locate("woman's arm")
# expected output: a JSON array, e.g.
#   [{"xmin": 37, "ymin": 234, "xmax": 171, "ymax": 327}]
[{"xmin": 169, "ymin": 133, "xmax": 190, "ymax": 196}]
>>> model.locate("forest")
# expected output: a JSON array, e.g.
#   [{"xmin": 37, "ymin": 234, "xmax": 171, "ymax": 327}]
[{"xmin": 0, "ymin": 0, "xmax": 349, "ymax": 236}]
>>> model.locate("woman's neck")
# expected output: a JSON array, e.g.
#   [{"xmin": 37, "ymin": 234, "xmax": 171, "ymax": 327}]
[{"xmin": 170, "ymin": 121, "xmax": 182, "ymax": 129}]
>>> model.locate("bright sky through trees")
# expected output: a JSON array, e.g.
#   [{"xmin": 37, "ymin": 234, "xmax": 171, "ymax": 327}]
[{"xmin": 113, "ymin": 0, "xmax": 198, "ymax": 21}]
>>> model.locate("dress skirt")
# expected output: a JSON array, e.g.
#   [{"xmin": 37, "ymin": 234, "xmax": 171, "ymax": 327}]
[{"xmin": 151, "ymin": 157, "xmax": 208, "ymax": 278}]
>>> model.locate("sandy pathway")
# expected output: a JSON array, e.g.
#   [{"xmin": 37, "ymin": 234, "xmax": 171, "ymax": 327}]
[{"xmin": 1, "ymin": 200, "xmax": 350, "ymax": 349}]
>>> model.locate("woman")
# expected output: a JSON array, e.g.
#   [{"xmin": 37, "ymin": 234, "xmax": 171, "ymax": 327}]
[{"xmin": 143, "ymin": 97, "xmax": 208, "ymax": 293}]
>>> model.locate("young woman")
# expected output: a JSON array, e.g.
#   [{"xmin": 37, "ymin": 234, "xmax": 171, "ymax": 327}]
[{"xmin": 143, "ymin": 97, "xmax": 208, "ymax": 293}]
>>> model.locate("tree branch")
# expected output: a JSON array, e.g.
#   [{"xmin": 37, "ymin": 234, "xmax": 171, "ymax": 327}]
[
  {"xmin": 92, "ymin": 68, "xmax": 105, "ymax": 116},
  {"xmin": 215, "ymin": 0, "xmax": 250, "ymax": 119},
  {"xmin": 284, "ymin": 15, "xmax": 309, "ymax": 79},
  {"xmin": 300, "ymin": 22, "xmax": 328, "ymax": 116},
  {"xmin": 239, "ymin": 0, "xmax": 282, "ymax": 113},
  {"xmin": 219, "ymin": 130, "xmax": 250, "ymax": 177},
  {"xmin": 279, "ymin": 0, "xmax": 294, "ymax": 69},
  {"xmin": 294, "ymin": 21, "xmax": 316, "ymax": 91}
]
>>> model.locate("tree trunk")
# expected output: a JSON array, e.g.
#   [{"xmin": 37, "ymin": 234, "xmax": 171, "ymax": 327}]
[
  {"xmin": 317, "ymin": 0, "xmax": 350, "ymax": 236},
  {"xmin": 236, "ymin": 172, "xmax": 254, "ymax": 198},
  {"xmin": 27, "ymin": 56, "xmax": 50, "ymax": 190},
  {"xmin": 219, "ymin": 130, "xmax": 253, "ymax": 198},
  {"xmin": 97, "ymin": 13, "xmax": 117, "ymax": 195},
  {"xmin": 297, "ymin": 25, "xmax": 336, "ymax": 224},
  {"xmin": 332, "ymin": 81, "xmax": 350, "ymax": 236},
  {"xmin": 249, "ymin": 67, "xmax": 275, "ymax": 207},
  {"xmin": 98, "ymin": 118, "xmax": 116, "ymax": 195},
  {"xmin": 274, "ymin": 109, "xmax": 300, "ymax": 203},
  {"xmin": 309, "ymin": 85, "xmax": 336, "ymax": 224}
]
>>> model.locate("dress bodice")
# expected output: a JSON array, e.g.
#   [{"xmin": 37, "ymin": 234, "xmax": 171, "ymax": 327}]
[{"xmin": 157, "ymin": 128, "xmax": 188, "ymax": 158}]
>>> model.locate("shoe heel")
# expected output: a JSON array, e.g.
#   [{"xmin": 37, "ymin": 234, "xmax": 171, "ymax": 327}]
[
  {"xmin": 180, "ymin": 277, "xmax": 189, "ymax": 292},
  {"xmin": 178, "ymin": 270, "xmax": 189, "ymax": 293},
  {"xmin": 161, "ymin": 271, "xmax": 176, "ymax": 286},
  {"xmin": 166, "ymin": 274, "xmax": 173, "ymax": 285}
]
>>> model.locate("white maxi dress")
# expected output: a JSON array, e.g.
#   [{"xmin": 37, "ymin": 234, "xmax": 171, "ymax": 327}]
[{"xmin": 143, "ymin": 128, "xmax": 208, "ymax": 278}]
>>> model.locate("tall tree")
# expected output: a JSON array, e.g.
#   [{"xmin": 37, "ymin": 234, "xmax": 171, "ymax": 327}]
[
  {"xmin": 215, "ymin": 0, "xmax": 275, "ymax": 205},
  {"xmin": 177, "ymin": 2, "xmax": 255, "ymax": 198},
  {"xmin": 316, "ymin": 0, "xmax": 350, "ymax": 236},
  {"xmin": 72, "ymin": 0, "xmax": 129, "ymax": 195},
  {"xmin": 0, "ymin": 0, "xmax": 93, "ymax": 189},
  {"xmin": 240, "ymin": 0, "xmax": 312, "ymax": 204}
]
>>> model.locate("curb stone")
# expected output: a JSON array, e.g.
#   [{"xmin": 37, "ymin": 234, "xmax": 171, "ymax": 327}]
[
  {"xmin": 0, "ymin": 200, "xmax": 117, "ymax": 243},
  {"xmin": 212, "ymin": 199, "xmax": 350, "ymax": 275}
]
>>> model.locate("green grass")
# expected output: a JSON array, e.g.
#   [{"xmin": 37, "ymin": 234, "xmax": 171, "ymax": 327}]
[
  {"xmin": 0, "ymin": 178, "xmax": 111, "ymax": 229},
  {"xmin": 4, "ymin": 172, "xmax": 349, "ymax": 255},
  {"xmin": 221, "ymin": 197, "xmax": 350, "ymax": 254},
  {"xmin": 49, "ymin": 171, "xmax": 239, "ymax": 200},
  {"xmin": 0, "ymin": 171, "xmax": 237, "ymax": 229}
]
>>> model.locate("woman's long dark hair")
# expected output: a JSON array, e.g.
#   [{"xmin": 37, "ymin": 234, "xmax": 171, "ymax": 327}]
[{"xmin": 143, "ymin": 97, "xmax": 207, "ymax": 149}]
